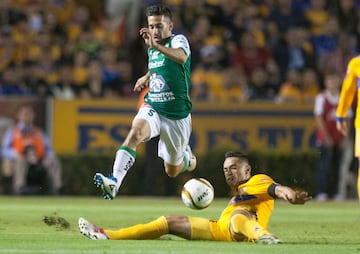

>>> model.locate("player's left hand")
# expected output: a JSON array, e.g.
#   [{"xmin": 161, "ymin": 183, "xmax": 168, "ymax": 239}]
[
  {"xmin": 276, "ymin": 186, "xmax": 312, "ymax": 204},
  {"xmin": 290, "ymin": 189, "xmax": 312, "ymax": 205},
  {"xmin": 140, "ymin": 27, "xmax": 156, "ymax": 47}
]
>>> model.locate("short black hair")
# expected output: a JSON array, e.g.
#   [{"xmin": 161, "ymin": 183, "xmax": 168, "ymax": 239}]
[
  {"xmin": 224, "ymin": 151, "xmax": 249, "ymax": 164},
  {"xmin": 145, "ymin": 4, "xmax": 172, "ymax": 20}
]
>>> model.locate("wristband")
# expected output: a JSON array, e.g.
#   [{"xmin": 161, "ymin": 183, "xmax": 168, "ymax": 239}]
[{"xmin": 336, "ymin": 117, "xmax": 345, "ymax": 122}]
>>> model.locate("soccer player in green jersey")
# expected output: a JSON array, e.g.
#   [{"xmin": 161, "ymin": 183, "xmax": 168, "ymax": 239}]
[{"xmin": 94, "ymin": 4, "xmax": 196, "ymax": 199}]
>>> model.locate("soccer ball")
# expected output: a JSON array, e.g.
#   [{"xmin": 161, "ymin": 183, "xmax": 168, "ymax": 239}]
[{"xmin": 181, "ymin": 178, "xmax": 214, "ymax": 209}]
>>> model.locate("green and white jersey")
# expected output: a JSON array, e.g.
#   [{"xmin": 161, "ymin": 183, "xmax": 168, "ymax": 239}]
[{"xmin": 144, "ymin": 34, "xmax": 192, "ymax": 120}]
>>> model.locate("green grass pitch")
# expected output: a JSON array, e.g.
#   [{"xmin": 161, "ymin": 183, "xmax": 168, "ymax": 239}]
[{"xmin": 0, "ymin": 195, "xmax": 359, "ymax": 254}]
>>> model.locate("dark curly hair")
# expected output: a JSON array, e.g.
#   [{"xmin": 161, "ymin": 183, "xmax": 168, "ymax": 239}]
[
  {"xmin": 145, "ymin": 4, "xmax": 172, "ymax": 20},
  {"xmin": 224, "ymin": 151, "xmax": 250, "ymax": 164}
]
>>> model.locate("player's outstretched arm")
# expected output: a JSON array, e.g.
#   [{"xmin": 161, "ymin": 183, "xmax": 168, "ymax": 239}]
[{"xmin": 275, "ymin": 185, "xmax": 311, "ymax": 204}]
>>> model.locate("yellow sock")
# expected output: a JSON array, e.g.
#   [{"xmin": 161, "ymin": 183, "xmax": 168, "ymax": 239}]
[
  {"xmin": 104, "ymin": 216, "xmax": 168, "ymax": 240},
  {"xmin": 358, "ymin": 168, "xmax": 360, "ymax": 200},
  {"xmin": 230, "ymin": 213, "xmax": 269, "ymax": 242}
]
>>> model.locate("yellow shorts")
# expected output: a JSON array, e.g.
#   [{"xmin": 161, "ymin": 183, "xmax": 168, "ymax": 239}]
[{"xmin": 189, "ymin": 206, "xmax": 257, "ymax": 242}]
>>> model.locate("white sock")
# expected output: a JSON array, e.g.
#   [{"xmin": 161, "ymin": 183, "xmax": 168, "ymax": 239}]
[
  {"xmin": 181, "ymin": 147, "xmax": 191, "ymax": 172},
  {"xmin": 112, "ymin": 148, "xmax": 136, "ymax": 187}
]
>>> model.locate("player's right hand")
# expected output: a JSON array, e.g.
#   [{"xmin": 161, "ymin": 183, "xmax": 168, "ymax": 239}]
[
  {"xmin": 336, "ymin": 121, "xmax": 348, "ymax": 136},
  {"xmin": 134, "ymin": 75, "xmax": 149, "ymax": 92}
]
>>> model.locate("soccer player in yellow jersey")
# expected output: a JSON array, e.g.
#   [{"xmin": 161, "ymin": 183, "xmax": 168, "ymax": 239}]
[
  {"xmin": 336, "ymin": 56, "xmax": 360, "ymax": 200},
  {"xmin": 78, "ymin": 151, "xmax": 311, "ymax": 244}
]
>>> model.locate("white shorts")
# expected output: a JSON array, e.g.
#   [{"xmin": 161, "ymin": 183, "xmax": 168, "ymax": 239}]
[{"xmin": 134, "ymin": 104, "xmax": 192, "ymax": 165}]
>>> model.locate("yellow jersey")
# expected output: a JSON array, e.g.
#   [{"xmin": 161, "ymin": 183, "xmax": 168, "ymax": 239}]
[
  {"xmin": 210, "ymin": 174, "xmax": 276, "ymax": 241},
  {"xmin": 336, "ymin": 56, "xmax": 360, "ymax": 127}
]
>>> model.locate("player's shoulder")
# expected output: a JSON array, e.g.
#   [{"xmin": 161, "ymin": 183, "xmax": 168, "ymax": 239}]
[
  {"xmin": 171, "ymin": 33, "xmax": 191, "ymax": 55},
  {"xmin": 171, "ymin": 33, "xmax": 189, "ymax": 43},
  {"xmin": 249, "ymin": 174, "xmax": 275, "ymax": 184},
  {"xmin": 348, "ymin": 55, "xmax": 360, "ymax": 67}
]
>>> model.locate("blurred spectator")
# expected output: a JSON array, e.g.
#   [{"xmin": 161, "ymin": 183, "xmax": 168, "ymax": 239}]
[
  {"xmin": 264, "ymin": 17, "xmax": 282, "ymax": 49},
  {"xmin": 248, "ymin": 66, "xmax": 276, "ymax": 101},
  {"xmin": 222, "ymin": 8, "xmax": 246, "ymax": 57},
  {"xmin": 189, "ymin": 15, "xmax": 224, "ymax": 69},
  {"xmin": 117, "ymin": 57, "xmax": 134, "ymax": 97},
  {"xmin": 92, "ymin": 16, "xmax": 121, "ymax": 47},
  {"xmin": 247, "ymin": 16, "xmax": 267, "ymax": 49},
  {"xmin": 32, "ymin": 49, "xmax": 59, "ymax": 87},
  {"xmin": 266, "ymin": 59, "xmax": 282, "ymax": 93},
  {"xmin": 66, "ymin": 5, "xmax": 91, "ymax": 42},
  {"xmin": 52, "ymin": 63, "xmax": 76, "ymax": 100},
  {"xmin": 191, "ymin": 45, "xmax": 224, "ymax": 102},
  {"xmin": 334, "ymin": 0, "xmax": 358, "ymax": 35},
  {"xmin": 304, "ymin": 0, "xmax": 329, "ymax": 36},
  {"xmin": 313, "ymin": 73, "xmax": 346, "ymax": 201},
  {"xmin": 0, "ymin": 63, "xmax": 30, "ymax": 96},
  {"xmin": 310, "ymin": 15, "xmax": 339, "ymax": 70},
  {"xmin": 99, "ymin": 46, "xmax": 123, "ymax": 96},
  {"xmin": 0, "ymin": 28, "xmax": 15, "ymax": 71},
  {"xmin": 0, "ymin": 0, "xmax": 357, "ymax": 103},
  {"xmin": 27, "ymin": 29, "xmax": 62, "ymax": 63},
  {"xmin": 0, "ymin": 0, "xmax": 26, "ymax": 27},
  {"xmin": 11, "ymin": 14, "xmax": 37, "ymax": 63},
  {"xmin": 22, "ymin": 60, "xmax": 50, "ymax": 97},
  {"xmin": 1, "ymin": 103, "xmax": 62, "ymax": 195},
  {"xmin": 179, "ymin": 0, "xmax": 205, "ymax": 33},
  {"xmin": 105, "ymin": 0, "xmax": 142, "ymax": 46},
  {"xmin": 42, "ymin": 9, "xmax": 67, "ymax": 44},
  {"xmin": 24, "ymin": 3, "xmax": 43, "ymax": 33},
  {"xmin": 301, "ymin": 68, "xmax": 320, "ymax": 103},
  {"xmin": 220, "ymin": 67, "xmax": 249, "ymax": 102},
  {"xmin": 272, "ymin": 27, "xmax": 314, "ymax": 81},
  {"xmin": 79, "ymin": 60, "xmax": 104, "ymax": 98},
  {"xmin": 231, "ymin": 31, "xmax": 275, "ymax": 80},
  {"xmin": 71, "ymin": 49, "xmax": 89, "ymax": 94},
  {"xmin": 321, "ymin": 32, "xmax": 358, "ymax": 75},
  {"xmin": 45, "ymin": 0, "xmax": 76, "ymax": 26},
  {"xmin": 69, "ymin": 27, "xmax": 102, "ymax": 60},
  {"xmin": 266, "ymin": 0, "xmax": 308, "ymax": 33},
  {"xmin": 276, "ymin": 69, "xmax": 303, "ymax": 103}
]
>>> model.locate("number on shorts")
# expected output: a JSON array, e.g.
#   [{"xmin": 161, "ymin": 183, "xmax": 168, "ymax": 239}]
[{"xmin": 148, "ymin": 109, "xmax": 155, "ymax": 116}]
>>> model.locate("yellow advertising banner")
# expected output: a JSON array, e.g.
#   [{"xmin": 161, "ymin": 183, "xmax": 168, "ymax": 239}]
[
  {"xmin": 52, "ymin": 99, "xmax": 316, "ymax": 154},
  {"xmin": 192, "ymin": 102, "xmax": 316, "ymax": 153}
]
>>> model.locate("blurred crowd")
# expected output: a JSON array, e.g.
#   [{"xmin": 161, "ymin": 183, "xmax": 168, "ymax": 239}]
[{"xmin": 0, "ymin": 0, "xmax": 359, "ymax": 103}]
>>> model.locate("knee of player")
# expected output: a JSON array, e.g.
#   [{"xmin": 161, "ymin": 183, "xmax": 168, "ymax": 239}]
[
  {"xmin": 128, "ymin": 126, "xmax": 146, "ymax": 144},
  {"xmin": 229, "ymin": 216, "xmax": 247, "ymax": 240},
  {"xmin": 165, "ymin": 168, "xmax": 178, "ymax": 178},
  {"xmin": 164, "ymin": 164, "xmax": 179, "ymax": 178}
]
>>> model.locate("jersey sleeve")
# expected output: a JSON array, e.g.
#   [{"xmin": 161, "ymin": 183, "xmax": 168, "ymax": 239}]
[
  {"xmin": 244, "ymin": 174, "xmax": 276, "ymax": 198},
  {"xmin": 336, "ymin": 58, "xmax": 358, "ymax": 120},
  {"xmin": 171, "ymin": 34, "xmax": 191, "ymax": 56},
  {"xmin": 229, "ymin": 174, "xmax": 276, "ymax": 205},
  {"xmin": 314, "ymin": 93, "xmax": 325, "ymax": 116}
]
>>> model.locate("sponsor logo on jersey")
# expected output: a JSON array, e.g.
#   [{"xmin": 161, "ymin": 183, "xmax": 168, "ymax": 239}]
[{"xmin": 149, "ymin": 59, "xmax": 165, "ymax": 68}]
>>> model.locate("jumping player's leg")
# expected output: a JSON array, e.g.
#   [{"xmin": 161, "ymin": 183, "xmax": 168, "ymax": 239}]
[
  {"xmin": 158, "ymin": 115, "xmax": 196, "ymax": 177},
  {"xmin": 112, "ymin": 118, "xmax": 151, "ymax": 186},
  {"xmin": 94, "ymin": 106, "xmax": 156, "ymax": 199}
]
